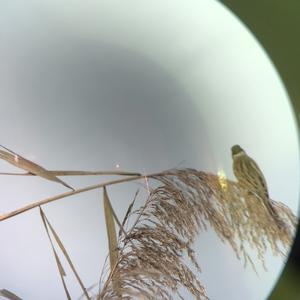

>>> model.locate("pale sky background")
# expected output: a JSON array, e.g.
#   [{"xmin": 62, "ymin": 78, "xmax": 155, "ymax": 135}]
[{"xmin": 0, "ymin": 1, "xmax": 299, "ymax": 299}]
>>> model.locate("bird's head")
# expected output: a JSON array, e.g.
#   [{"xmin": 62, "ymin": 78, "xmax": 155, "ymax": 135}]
[{"xmin": 231, "ymin": 145, "xmax": 245, "ymax": 156}]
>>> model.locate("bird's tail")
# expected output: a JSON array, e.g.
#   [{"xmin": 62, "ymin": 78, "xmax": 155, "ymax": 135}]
[{"xmin": 264, "ymin": 199, "xmax": 286, "ymax": 229}]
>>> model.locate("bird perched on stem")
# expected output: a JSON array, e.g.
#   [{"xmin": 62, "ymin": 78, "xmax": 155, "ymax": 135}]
[{"xmin": 231, "ymin": 144, "xmax": 281, "ymax": 225}]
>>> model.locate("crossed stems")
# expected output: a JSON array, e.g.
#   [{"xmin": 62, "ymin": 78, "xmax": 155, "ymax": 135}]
[{"xmin": 0, "ymin": 170, "xmax": 167, "ymax": 222}]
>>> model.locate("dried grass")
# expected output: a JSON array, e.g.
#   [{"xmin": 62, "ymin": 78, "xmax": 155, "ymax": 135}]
[
  {"xmin": 97, "ymin": 169, "xmax": 297, "ymax": 299},
  {"xmin": 0, "ymin": 157, "xmax": 297, "ymax": 300},
  {"xmin": 40, "ymin": 207, "xmax": 91, "ymax": 300},
  {"xmin": 103, "ymin": 187, "xmax": 119, "ymax": 267},
  {"xmin": 0, "ymin": 145, "xmax": 74, "ymax": 190}
]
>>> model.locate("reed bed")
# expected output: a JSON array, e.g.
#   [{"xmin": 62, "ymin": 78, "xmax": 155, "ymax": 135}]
[{"xmin": 0, "ymin": 146, "xmax": 297, "ymax": 300}]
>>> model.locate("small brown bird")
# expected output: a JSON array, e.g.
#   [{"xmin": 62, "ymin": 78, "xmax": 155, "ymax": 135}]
[
  {"xmin": 0, "ymin": 145, "xmax": 74, "ymax": 191},
  {"xmin": 231, "ymin": 144, "xmax": 280, "ymax": 222}
]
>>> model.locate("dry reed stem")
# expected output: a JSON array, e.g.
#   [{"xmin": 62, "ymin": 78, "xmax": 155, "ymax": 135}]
[
  {"xmin": 0, "ymin": 173, "xmax": 163, "ymax": 222},
  {"xmin": 0, "ymin": 170, "xmax": 141, "ymax": 176}
]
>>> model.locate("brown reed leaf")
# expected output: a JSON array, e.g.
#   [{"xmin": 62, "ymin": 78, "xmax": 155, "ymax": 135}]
[
  {"xmin": 0, "ymin": 289, "xmax": 22, "ymax": 300},
  {"xmin": 39, "ymin": 207, "xmax": 71, "ymax": 300},
  {"xmin": 39, "ymin": 207, "xmax": 91, "ymax": 300},
  {"xmin": 103, "ymin": 187, "xmax": 119, "ymax": 270},
  {"xmin": 102, "ymin": 187, "xmax": 128, "ymax": 238},
  {"xmin": 0, "ymin": 145, "xmax": 74, "ymax": 190},
  {"xmin": 102, "ymin": 186, "xmax": 122, "ymax": 298}
]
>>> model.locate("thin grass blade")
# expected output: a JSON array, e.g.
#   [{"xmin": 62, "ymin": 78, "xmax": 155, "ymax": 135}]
[
  {"xmin": 40, "ymin": 208, "xmax": 91, "ymax": 300},
  {"xmin": 39, "ymin": 207, "xmax": 71, "ymax": 300}
]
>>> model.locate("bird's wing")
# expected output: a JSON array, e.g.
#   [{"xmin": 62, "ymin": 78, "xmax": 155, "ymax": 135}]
[
  {"xmin": 246, "ymin": 156, "xmax": 282, "ymax": 221},
  {"xmin": 233, "ymin": 153, "xmax": 281, "ymax": 223},
  {"xmin": 246, "ymin": 156, "xmax": 269, "ymax": 199}
]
